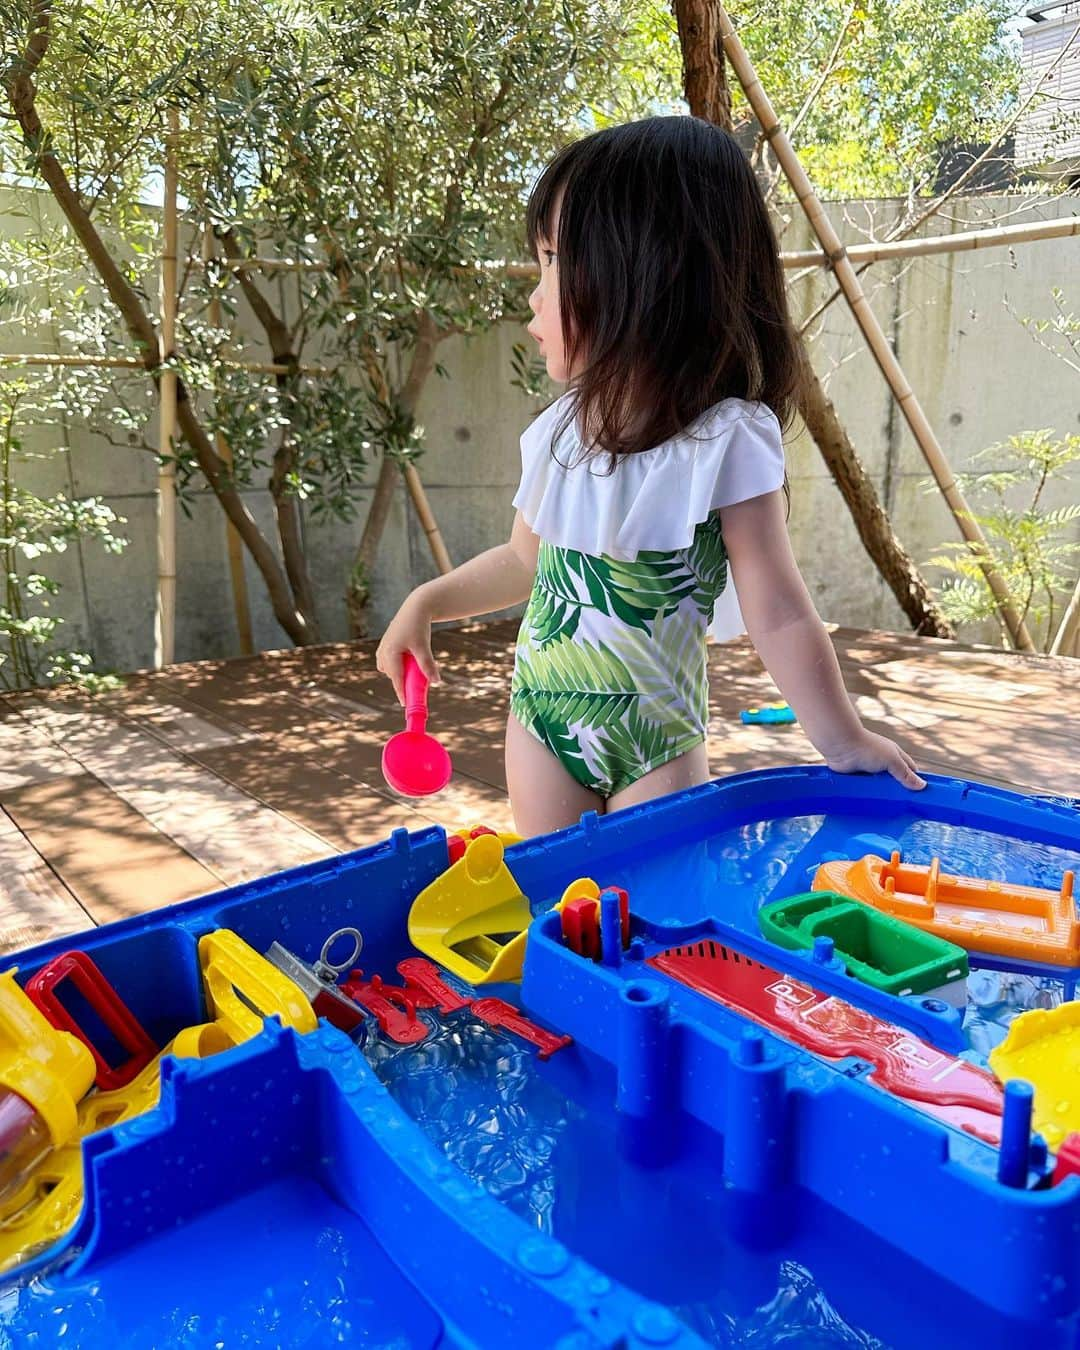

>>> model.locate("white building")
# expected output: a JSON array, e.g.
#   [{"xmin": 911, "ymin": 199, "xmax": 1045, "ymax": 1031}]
[{"xmin": 1017, "ymin": 2, "xmax": 1080, "ymax": 177}]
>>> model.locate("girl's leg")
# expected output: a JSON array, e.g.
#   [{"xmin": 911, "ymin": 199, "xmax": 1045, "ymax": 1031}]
[
  {"xmin": 506, "ymin": 712, "xmax": 603, "ymax": 836},
  {"xmin": 606, "ymin": 742, "xmax": 711, "ymax": 815}
]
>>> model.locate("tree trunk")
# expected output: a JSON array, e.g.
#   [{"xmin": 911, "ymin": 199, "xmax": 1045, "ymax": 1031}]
[
  {"xmin": 176, "ymin": 398, "xmax": 312, "ymax": 644},
  {"xmin": 673, "ymin": 0, "xmax": 733, "ymax": 129},
  {"xmin": 4, "ymin": 35, "xmax": 312, "ymax": 647},
  {"xmin": 346, "ymin": 313, "xmax": 445, "ymax": 637},
  {"xmin": 672, "ymin": 1, "xmax": 954, "ymax": 640},
  {"xmin": 798, "ymin": 375, "xmax": 952, "ymax": 636}
]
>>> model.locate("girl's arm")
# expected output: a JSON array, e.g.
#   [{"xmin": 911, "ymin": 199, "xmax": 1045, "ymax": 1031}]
[
  {"xmin": 720, "ymin": 490, "xmax": 925, "ymax": 790},
  {"xmin": 375, "ymin": 511, "xmax": 540, "ymax": 702}
]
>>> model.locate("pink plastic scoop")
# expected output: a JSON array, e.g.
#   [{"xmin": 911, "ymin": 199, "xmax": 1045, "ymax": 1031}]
[{"xmin": 381, "ymin": 653, "xmax": 453, "ymax": 797}]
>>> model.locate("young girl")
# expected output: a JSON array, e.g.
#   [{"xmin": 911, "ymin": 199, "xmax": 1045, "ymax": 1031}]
[{"xmin": 376, "ymin": 116, "xmax": 924, "ymax": 836}]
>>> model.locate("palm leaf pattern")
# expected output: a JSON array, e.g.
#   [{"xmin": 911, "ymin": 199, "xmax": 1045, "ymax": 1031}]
[
  {"xmin": 589, "ymin": 703, "xmax": 676, "ymax": 786},
  {"xmin": 513, "ymin": 634, "xmax": 641, "ymax": 729},
  {"xmin": 512, "ymin": 512, "xmax": 733, "ymax": 797},
  {"xmin": 683, "ymin": 515, "xmax": 729, "ymax": 617},
  {"xmin": 531, "ymin": 538, "xmax": 704, "ymax": 644}
]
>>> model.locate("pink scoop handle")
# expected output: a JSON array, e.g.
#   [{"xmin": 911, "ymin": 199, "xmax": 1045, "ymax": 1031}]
[{"xmin": 402, "ymin": 653, "xmax": 429, "ymax": 733}]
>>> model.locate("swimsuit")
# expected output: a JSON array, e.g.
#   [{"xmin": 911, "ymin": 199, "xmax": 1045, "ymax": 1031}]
[{"xmin": 509, "ymin": 393, "xmax": 785, "ymax": 799}]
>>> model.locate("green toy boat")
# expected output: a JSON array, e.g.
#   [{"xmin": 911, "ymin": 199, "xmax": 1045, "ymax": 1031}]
[{"xmin": 758, "ymin": 890, "xmax": 969, "ymax": 1005}]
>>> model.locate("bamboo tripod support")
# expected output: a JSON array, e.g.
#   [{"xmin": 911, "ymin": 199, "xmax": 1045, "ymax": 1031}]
[
  {"xmin": 782, "ymin": 214, "xmax": 1080, "ymax": 269},
  {"xmin": 154, "ymin": 110, "xmax": 179, "ymax": 669},
  {"xmin": 203, "ymin": 225, "xmax": 255, "ymax": 655},
  {"xmin": 714, "ymin": 2, "xmax": 1036, "ymax": 653},
  {"xmin": 403, "ymin": 462, "xmax": 454, "ymax": 576}
]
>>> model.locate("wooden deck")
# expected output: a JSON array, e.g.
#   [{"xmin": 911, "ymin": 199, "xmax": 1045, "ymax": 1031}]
[{"xmin": 0, "ymin": 622, "xmax": 1076, "ymax": 956}]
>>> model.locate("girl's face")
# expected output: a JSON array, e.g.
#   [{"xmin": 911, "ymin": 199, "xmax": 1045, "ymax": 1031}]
[{"xmin": 526, "ymin": 222, "xmax": 570, "ymax": 384}]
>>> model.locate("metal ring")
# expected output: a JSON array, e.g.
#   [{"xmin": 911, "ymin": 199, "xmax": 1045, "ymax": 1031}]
[{"xmin": 319, "ymin": 926, "xmax": 364, "ymax": 975}]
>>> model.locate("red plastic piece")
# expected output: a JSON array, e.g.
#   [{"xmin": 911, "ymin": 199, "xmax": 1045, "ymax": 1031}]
[
  {"xmin": 649, "ymin": 941, "xmax": 1004, "ymax": 1143},
  {"xmin": 447, "ymin": 834, "xmax": 468, "ymax": 865},
  {"xmin": 25, "ymin": 950, "xmax": 157, "ymax": 1091},
  {"xmin": 341, "ymin": 973, "xmax": 428, "ymax": 1045},
  {"xmin": 397, "ymin": 958, "xmax": 471, "ymax": 1015},
  {"xmin": 311, "ymin": 986, "xmax": 367, "ymax": 1033},
  {"xmin": 1052, "ymin": 1132, "xmax": 1080, "ymax": 1186},
  {"xmin": 561, "ymin": 898, "xmax": 601, "ymax": 959},
  {"xmin": 339, "ymin": 956, "xmax": 573, "ymax": 1060},
  {"xmin": 469, "ymin": 826, "xmax": 497, "ymax": 839},
  {"xmin": 470, "ymin": 998, "xmax": 573, "ymax": 1061}
]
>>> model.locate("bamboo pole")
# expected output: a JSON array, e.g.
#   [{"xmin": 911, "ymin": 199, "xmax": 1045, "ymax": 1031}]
[
  {"xmin": 203, "ymin": 224, "xmax": 255, "ymax": 655},
  {"xmin": 154, "ymin": 108, "xmax": 179, "ymax": 668},
  {"xmin": 186, "ymin": 217, "xmax": 1080, "ymax": 281},
  {"xmin": 781, "ymin": 214, "xmax": 1080, "ymax": 268},
  {"xmin": 714, "ymin": 1, "xmax": 1037, "ymax": 654},
  {"xmin": 3, "ymin": 215, "xmax": 1075, "ymax": 375},
  {"xmin": 1049, "ymin": 575, "xmax": 1080, "ymax": 658},
  {"xmin": 402, "ymin": 462, "xmax": 453, "ymax": 575},
  {"xmin": 0, "ymin": 354, "xmax": 331, "ymax": 375}
]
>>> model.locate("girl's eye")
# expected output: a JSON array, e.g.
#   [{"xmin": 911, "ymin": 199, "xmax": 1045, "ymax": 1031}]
[{"xmin": 543, "ymin": 250, "xmax": 557, "ymax": 266}]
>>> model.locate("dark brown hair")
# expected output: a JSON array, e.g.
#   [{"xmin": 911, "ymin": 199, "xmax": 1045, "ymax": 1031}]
[{"xmin": 526, "ymin": 116, "xmax": 805, "ymax": 461}]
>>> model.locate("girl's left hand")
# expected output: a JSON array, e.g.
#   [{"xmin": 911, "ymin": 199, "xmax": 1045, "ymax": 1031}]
[{"xmin": 822, "ymin": 730, "xmax": 926, "ymax": 791}]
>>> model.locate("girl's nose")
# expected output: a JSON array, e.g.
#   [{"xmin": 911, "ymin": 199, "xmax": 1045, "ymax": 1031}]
[{"xmin": 527, "ymin": 284, "xmax": 541, "ymax": 315}]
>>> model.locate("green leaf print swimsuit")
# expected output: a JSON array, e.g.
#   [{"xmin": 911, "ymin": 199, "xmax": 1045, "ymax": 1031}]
[{"xmin": 510, "ymin": 393, "xmax": 785, "ymax": 799}]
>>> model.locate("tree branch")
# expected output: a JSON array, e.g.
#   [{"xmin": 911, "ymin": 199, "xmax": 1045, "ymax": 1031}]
[
  {"xmin": 215, "ymin": 230, "xmax": 319, "ymax": 633},
  {"xmin": 216, "ymin": 227, "xmax": 295, "ymax": 360}
]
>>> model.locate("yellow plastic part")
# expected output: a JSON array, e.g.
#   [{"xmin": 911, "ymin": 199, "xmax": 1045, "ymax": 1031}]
[
  {"xmin": 989, "ymin": 1002, "xmax": 1080, "ymax": 1150},
  {"xmin": 0, "ymin": 930, "xmax": 317, "ymax": 1274},
  {"xmin": 409, "ymin": 834, "xmax": 535, "ymax": 984},
  {"xmin": 448, "ymin": 826, "xmax": 523, "ymax": 853},
  {"xmin": 0, "ymin": 971, "xmax": 96, "ymax": 1149},
  {"xmin": 172, "ymin": 929, "xmax": 317, "ymax": 1056},
  {"xmin": 0, "ymin": 1049, "xmax": 169, "ymax": 1271},
  {"xmin": 560, "ymin": 878, "xmax": 600, "ymax": 909}
]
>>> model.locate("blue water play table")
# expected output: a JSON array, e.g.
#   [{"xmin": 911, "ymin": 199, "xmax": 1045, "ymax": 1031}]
[{"xmin": 0, "ymin": 766, "xmax": 1078, "ymax": 1348}]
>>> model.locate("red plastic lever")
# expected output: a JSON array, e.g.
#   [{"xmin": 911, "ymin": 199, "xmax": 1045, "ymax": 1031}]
[
  {"xmin": 26, "ymin": 950, "xmax": 157, "ymax": 1090},
  {"xmin": 561, "ymin": 897, "xmax": 601, "ymax": 959},
  {"xmin": 397, "ymin": 958, "xmax": 471, "ymax": 1015},
  {"xmin": 470, "ymin": 998, "xmax": 573, "ymax": 1061},
  {"xmin": 341, "ymin": 973, "xmax": 428, "ymax": 1045}
]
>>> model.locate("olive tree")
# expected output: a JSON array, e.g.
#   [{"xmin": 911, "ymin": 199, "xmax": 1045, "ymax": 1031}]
[{"xmin": 1, "ymin": 0, "xmax": 667, "ymax": 647}]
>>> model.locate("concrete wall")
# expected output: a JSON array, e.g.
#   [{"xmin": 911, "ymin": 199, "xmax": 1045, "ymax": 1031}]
[{"xmin": 2, "ymin": 191, "xmax": 1078, "ymax": 673}]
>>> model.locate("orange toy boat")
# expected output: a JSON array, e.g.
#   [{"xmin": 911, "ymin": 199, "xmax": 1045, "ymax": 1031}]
[{"xmin": 813, "ymin": 852, "xmax": 1079, "ymax": 967}]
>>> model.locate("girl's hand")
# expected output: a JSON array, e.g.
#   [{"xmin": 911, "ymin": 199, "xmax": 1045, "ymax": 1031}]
[
  {"xmin": 822, "ymin": 730, "xmax": 926, "ymax": 791},
  {"xmin": 375, "ymin": 593, "xmax": 440, "ymax": 705}
]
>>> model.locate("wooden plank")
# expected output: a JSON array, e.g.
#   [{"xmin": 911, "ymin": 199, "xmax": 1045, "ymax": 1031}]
[
  {"xmin": 285, "ymin": 723, "xmax": 512, "ymax": 833},
  {"xmin": 98, "ymin": 682, "xmax": 254, "ymax": 752},
  {"xmin": 862, "ymin": 657, "xmax": 1043, "ymax": 706},
  {"xmin": 189, "ymin": 740, "xmax": 440, "ymax": 852},
  {"xmin": 0, "ymin": 809, "xmax": 93, "ymax": 955},
  {"xmin": 147, "ymin": 667, "xmax": 326, "ymax": 737},
  {"xmin": 1, "ymin": 776, "xmax": 219, "ymax": 923},
  {"xmin": 15, "ymin": 697, "xmax": 332, "ymax": 886},
  {"xmin": 0, "ymin": 701, "xmax": 81, "ymax": 791}
]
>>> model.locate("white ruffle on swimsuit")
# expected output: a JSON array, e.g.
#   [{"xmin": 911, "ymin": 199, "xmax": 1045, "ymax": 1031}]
[{"xmin": 510, "ymin": 392, "xmax": 785, "ymax": 797}]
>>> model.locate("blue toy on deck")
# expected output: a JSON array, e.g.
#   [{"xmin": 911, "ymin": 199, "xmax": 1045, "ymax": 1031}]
[{"xmin": 0, "ymin": 766, "xmax": 1078, "ymax": 1349}]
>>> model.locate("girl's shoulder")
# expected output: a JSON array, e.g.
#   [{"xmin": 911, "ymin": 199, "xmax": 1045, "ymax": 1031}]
[
  {"xmin": 513, "ymin": 395, "xmax": 785, "ymax": 562},
  {"xmin": 520, "ymin": 392, "xmax": 780, "ymax": 465}
]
